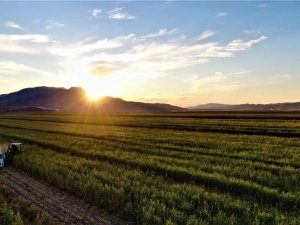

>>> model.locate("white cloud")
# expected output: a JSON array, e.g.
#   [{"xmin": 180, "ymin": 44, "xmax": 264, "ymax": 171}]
[
  {"xmin": 217, "ymin": 12, "xmax": 229, "ymax": 17},
  {"xmin": 0, "ymin": 34, "xmax": 51, "ymax": 53},
  {"xmin": 225, "ymin": 35, "xmax": 268, "ymax": 51},
  {"xmin": 48, "ymin": 31, "xmax": 267, "ymax": 92},
  {"xmin": 263, "ymin": 74, "xmax": 294, "ymax": 85},
  {"xmin": 4, "ymin": 21, "xmax": 24, "ymax": 30},
  {"xmin": 90, "ymin": 7, "xmax": 135, "ymax": 20},
  {"xmin": 196, "ymin": 30, "xmax": 215, "ymax": 41},
  {"xmin": 69, "ymin": 38, "xmax": 259, "ymax": 81},
  {"xmin": 187, "ymin": 72, "xmax": 227, "ymax": 86},
  {"xmin": 46, "ymin": 20, "xmax": 65, "ymax": 30},
  {"xmin": 270, "ymin": 74, "xmax": 293, "ymax": 79},
  {"xmin": 243, "ymin": 30, "xmax": 261, "ymax": 34},
  {"xmin": 48, "ymin": 34, "xmax": 135, "ymax": 57},
  {"xmin": 167, "ymin": 35, "xmax": 187, "ymax": 44},
  {"xmin": 225, "ymin": 71, "xmax": 252, "ymax": 76},
  {"xmin": 107, "ymin": 8, "xmax": 136, "ymax": 20},
  {"xmin": 0, "ymin": 61, "xmax": 53, "ymax": 78},
  {"xmin": 185, "ymin": 71, "xmax": 250, "ymax": 93},
  {"xmin": 142, "ymin": 28, "xmax": 177, "ymax": 39},
  {"xmin": 90, "ymin": 8, "xmax": 102, "ymax": 18}
]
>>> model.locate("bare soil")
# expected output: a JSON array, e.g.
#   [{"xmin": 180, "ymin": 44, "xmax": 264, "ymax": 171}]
[{"xmin": 0, "ymin": 166, "xmax": 130, "ymax": 225}]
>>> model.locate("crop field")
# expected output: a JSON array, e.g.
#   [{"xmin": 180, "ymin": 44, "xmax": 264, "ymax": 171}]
[
  {"xmin": 0, "ymin": 112, "xmax": 299, "ymax": 225},
  {"xmin": 0, "ymin": 182, "xmax": 57, "ymax": 225}
]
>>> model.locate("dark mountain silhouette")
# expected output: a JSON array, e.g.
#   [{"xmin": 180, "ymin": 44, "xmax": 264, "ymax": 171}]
[
  {"xmin": 1, "ymin": 87, "xmax": 298, "ymax": 113},
  {"xmin": 0, "ymin": 87, "xmax": 185, "ymax": 113},
  {"xmin": 188, "ymin": 102, "xmax": 300, "ymax": 111}
]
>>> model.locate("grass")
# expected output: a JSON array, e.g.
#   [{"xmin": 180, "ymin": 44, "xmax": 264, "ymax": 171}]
[{"xmin": 0, "ymin": 112, "xmax": 299, "ymax": 225}]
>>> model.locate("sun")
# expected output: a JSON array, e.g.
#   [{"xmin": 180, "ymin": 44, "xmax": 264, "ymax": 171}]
[
  {"xmin": 63, "ymin": 63, "xmax": 123, "ymax": 101},
  {"xmin": 86, "ymin": 89, "xmax": 102, "ymax": 100},
  {"xmin": 84, "ymin": 79, "xmax": 121, "ymax": 101}
]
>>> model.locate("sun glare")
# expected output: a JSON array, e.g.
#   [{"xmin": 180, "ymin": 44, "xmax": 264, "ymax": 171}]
[
  {"xmin": 86, "ymin": 89, "xmax": 102, "ymax": 100},
  {"xmin": 84, "ymin": 82, "xmax": 119, "ymax": 100},
  {"xmin": 63, "ymin": 63, "xmax": 123, "ymax": 101}
]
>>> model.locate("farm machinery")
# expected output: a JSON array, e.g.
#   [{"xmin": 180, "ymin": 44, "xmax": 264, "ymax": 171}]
[{"xmin": 0, "ymin": 143, "xmax": 23, "ymax": 169}]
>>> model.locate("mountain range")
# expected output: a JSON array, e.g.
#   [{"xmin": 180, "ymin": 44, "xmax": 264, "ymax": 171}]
[
  {"xmin": 0, "ymin": 87, "xmax": 299, "ymax": 113},
  {"xmin": 188, "ymin": 102, "xmax": 300, "ymax": 111},
  {"xmin": 0, "ymin": 87, "xmax": 184, "ymax": 113}
]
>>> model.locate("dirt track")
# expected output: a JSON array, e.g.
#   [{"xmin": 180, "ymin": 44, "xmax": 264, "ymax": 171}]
[{"xmin": 0, "ymin": 166, "xmax": 129, "ymax": 225}]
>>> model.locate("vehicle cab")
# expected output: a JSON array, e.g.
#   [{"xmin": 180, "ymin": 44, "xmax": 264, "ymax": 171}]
[
  {"xmin": 8, "ymin": 143, "xmax": 23, "ymax": 154},
  {"xmin": 0, "ymin": 152, "xmax": 4, "ymax": 169}
]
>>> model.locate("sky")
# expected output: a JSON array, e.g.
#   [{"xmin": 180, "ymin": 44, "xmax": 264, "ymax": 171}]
[{"xmin": 0, "ymin": 1, "xmax": 299, "ymax": 107}]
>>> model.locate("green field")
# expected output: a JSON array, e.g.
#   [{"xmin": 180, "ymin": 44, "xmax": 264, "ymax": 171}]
[{"xmin": 0, "ymin": 113, "xmax": 299, "ymax": 225}]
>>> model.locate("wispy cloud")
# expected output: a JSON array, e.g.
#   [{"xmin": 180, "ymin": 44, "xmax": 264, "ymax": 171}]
[
  {"xmin": 277, "ymin": 74, "xmax": 293, "ymax": 79},
  {"xmin": 196, "ymin": 30, "xmax": 215, "ymax": 41},
  {"xmin": 217, "ymin": 12, "xmax": 229, "ymax": 17},
  {"xmin": 46, "ymin": 20, "xmax": 65, "ymax": 30},
  {"xmin": 90, "ymin": 8, "xmax": 102, "ymax": 18},
  {"xmin": 0, "ymin": 34, "xmax": 51, "ymax": 53},
  {"xmin": 243, "ymin": 30, "xmax": 261, "ymax": 34},
  {"xmin": 167, "ymin": 35, "xmax": 187, "ymax": 44},
  {"xmin": 0, "ymin": 61, "xmax": 53, "ymax": 78},
  {"xmin": 107, "ymin": 8, "xmax": 136, "ymax": 20},
  {"xmin": 90, "ymin": 7, "xmax": 136, "ymax": 20},
  {"xmin": 270, "ymin": 74, "xmax": 293, "ymax": 80},
  {"xmin": 41, "ymin": 28, "xmax": 269, "ymax": 100},
  {"xmin": 259, "ymin": 3, "xmax": 268, "ymax": 8},
  {"xmin": 4, "ymin": 21, "xmax": 24, "ymax": 30},
  {"xmin": 48, "ymin": 34, "xmax": 135, "ymax": 57},
  {"xmin": 49, "ymin": 32, "xmax": 268, "ymax": 87},
  {"xmin": 141, "ymin": 28, "xmax": 177, "ymax": 39},
  {"xmin": 225, "ymin": 35, "xmax": 268, "ymax": 51},
  {"xmin": 225, "ymin": 71, "xmax": 252, "ymax": 76},
  {"xmin": 185, "ymin": 71, "xmax": 250, "ymax": 93},
  {"xmin": 186, "ymin": 72, "xmax": 227, "ymax": 86}
]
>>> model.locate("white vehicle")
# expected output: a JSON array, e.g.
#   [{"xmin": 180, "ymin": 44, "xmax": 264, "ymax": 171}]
[
  {"xmin": 0, "ymin": 151, "xmax": 4, "ymax": 169},
  {"xmin": 0, "ymin": 143, "xmax": 23, "ymax": 169}
]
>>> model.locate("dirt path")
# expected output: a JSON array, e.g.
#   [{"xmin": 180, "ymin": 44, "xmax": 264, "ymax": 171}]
[{"xmin": 0, "ymin": 166, "xmax": 130, "ymax": 225}]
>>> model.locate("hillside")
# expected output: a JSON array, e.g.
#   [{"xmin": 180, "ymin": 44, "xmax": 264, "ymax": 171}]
[
  {"xmin": 188, "ymin": 102, "xmax": 300, "ymax": 111},
  {"xmin": 0, "ymin": 87, "xmax": 184, "ymax": 113}
]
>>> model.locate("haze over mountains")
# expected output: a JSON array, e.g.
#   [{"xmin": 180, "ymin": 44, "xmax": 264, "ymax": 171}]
[{"xmin": 0, "ymin": 87, "xmax": 299, "ymax": 113}]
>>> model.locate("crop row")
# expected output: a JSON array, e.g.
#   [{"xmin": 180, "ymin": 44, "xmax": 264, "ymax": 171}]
[
  {"xmin": 1, "ymin": 122, "xmax": 298, "ymax": 193},
  {"xmin": 0, "ymin": 115, "xmax": 299, "ymax": 137},
  {"xmin": 0, "ymin": 125, "xmax": 299, "ymax": 211},
  {"xmin": 0, "ymin": 119, "xmax": 299, "ymax": 170},
  {"xmin": 11, "ymin": 144, "xmax": 299, "ymax": 225},
  {"xmin": 0, "ymin": 183, "xmax": 57, "ymax": 225},
  {"xmin": 0, "ymin": 119, "xmax": 299, "ymax": 165}
]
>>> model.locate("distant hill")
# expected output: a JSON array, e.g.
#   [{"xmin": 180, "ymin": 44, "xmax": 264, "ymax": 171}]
[
  {"xmin": 1, "ymin": 87, "xmax": 298, "ymax": 113},
  {"xmin": 0, "ymin": 87, "xmax": 185, "ymax": 113},
  {"xmin": 188, "ymin": 102, "xmax": 300, "ymax": 111}
]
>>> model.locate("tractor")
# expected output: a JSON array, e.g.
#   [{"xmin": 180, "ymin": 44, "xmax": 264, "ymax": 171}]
[{"xmin": 0, "ymin": 143, "xmax": 23, "ymax": 169}]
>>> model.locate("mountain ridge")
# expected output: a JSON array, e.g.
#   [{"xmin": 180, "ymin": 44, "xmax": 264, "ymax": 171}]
[
  {"xmin": 0, "ymin": 87, "xmax": 184, "ymax": 113},
  {"xmin": 0, "ymin": 87, "xmax": 299, "ymax": 112},
  {"xmin": 188, "ymin": 102, "xmax": 300, "ymax": 111}
]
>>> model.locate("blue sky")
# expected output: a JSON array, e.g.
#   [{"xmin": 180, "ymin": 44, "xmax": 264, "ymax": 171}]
[{"xmin": 0, "ymin": 1, "xmax": 299, "ymax": 106}]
